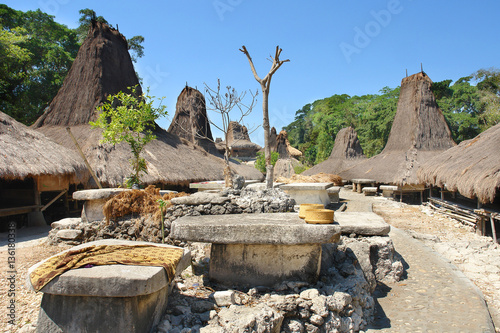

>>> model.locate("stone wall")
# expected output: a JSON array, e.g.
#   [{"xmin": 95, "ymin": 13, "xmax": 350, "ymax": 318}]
[{"xmin": 48, "ymin": 188, "xmax": 295, "ymax": 246}]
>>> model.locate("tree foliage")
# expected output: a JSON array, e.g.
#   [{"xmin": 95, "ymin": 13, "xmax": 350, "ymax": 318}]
[
  {"xmin": 255, "ymin": 151, "xmax": 279, "ymax": 174},
  {"xmin": 0, "ymin": 5, "xmax": 79, "ymax": 124},
  {"xmin": 90, "ymin": 85, "xmax": 167, "ymax": 187},
  {"xmin": 285, "ymin": 69, "xmax": 499, "ymax": 167}
]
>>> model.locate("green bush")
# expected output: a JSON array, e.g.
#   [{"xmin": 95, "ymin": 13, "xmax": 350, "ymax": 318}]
[{"xmin": 255, "ymin": 151, "xmax": 279, "ymax": 173}]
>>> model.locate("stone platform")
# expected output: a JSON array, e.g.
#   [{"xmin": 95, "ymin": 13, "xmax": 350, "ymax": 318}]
[
  {"xmin": 279, "ymin": 182, "xmax": 333, "ymax": 205},
  {"xmin": 27, "ymin": 239, "xmax": 191, "ymax": 333},
  {"xmin": 171, "ymin": 213, "xmax": 341, "ymax": 286},
  {"xmin": 170, "ymin": 212, "xmax": 390, "ymax": 286}
]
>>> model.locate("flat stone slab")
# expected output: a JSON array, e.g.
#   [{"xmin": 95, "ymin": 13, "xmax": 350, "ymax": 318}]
[
  {"xmin": 279, "ymin": 183, "xmax": 333, "ymax": 205},
  {"xmin": 363, "ymin": 187, "xmax": 378, "ymax": 193},
  {"xmin": 380, "ymin": 185, "xmax": 398, "ymax": 191},
  {"xmin": 245, "ymin": 182, "xmax": 285, "ymax": 190},
  {"xmin": 73, "ymin": 188, "xmax": 129, "ymax": 200},
  {"xmin": 29, "ymin": 239, "xmax": 191, "ymax": 333},
  {"xmin": 27, "ymin": 239, "xmax": 191, "ymax": 296},
  {"xmin": 170, "ymin": 192, "xmax": 230, "ymax": 206},
  {"xmin": 279, "ymin": 182, "xmax": 333, "ymax": 191},
  {"xmin": 327, "ymin": 186, "xmax": 341, "ymax": 193},
  {"xmin": 171, "ymin": 213, "xmax": 341, "ymax": 245},
  {"xmin": 335, "ymin": 212, "xmax": 390, "ymax": 236},
  {"xmin": 351, "ymin": 179, "xmax": 376, "ymax": 184},
  {"xmin": 50, "ymin": 217, "xmax": 81, "ymax": 229}
]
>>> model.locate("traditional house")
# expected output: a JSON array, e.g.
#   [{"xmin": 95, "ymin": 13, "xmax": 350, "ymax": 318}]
[
  {"xmin": 167, "ymin": 85, "xmax": 216, "ymax": 153},
  {"xmin": 216, "ymin": 121, "xmax": 261, "ymax": 158},
  {"xmin": 418, "ymin": 122, "xmax": 500, "ymax": 206},
  {"xmin": 303, "ymin": 126, "xmax": 366, "ymax": 176},
  {"xmin": 33, "ymin": 21, "xmax": 262, "ymax": 188},
  {"xmin": 0, "ymin": 112, "xmax": 88, "ymax": 226},
  {"xmin": 339, "ymin": 72, "xmax": 456, "ymax": 200},
  {"xmin": 274, "ymin": 130, "xmax": 304, "ymax": 179}
]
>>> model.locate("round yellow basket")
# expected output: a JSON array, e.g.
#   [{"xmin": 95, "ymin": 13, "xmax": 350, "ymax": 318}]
[
  {"xmin": 304, "ymin": 209, "xmax": 334, "ymax": 224},
  {"xmin": 298, "ymin": 203, "xmax": 324, "ymax": 219}
]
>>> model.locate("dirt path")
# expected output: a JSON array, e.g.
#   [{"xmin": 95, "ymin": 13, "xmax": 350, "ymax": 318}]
[{"xmin": 340, "ymin": 188, "xmax": 499, "ymax": 332}]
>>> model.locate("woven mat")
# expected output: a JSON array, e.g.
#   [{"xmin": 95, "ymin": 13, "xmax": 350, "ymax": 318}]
[{"xmin": 30, "ymin": 244, "xmax": 185, "ymax": 292}]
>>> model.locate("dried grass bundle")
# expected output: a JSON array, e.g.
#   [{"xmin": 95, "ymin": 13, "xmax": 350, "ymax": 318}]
[
  {"xmin": 103, "ymin": 185, "xmax": 188, "ymax": 223},
  {"xmin": 276, "ymin": 172, "xmax": 343, "ymax": 186}
]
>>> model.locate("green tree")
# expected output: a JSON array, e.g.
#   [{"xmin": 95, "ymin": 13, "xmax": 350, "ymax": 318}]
[
  {"xmin": 255, "ymin": 151, "xmax": 279, "ymax": 174},
  {"xmin": 90, "ymin": 85, "xmax": 167, "ymax": 187},
  {"xmin": 76, "ymin": 8, "xmax": 145, "ymax": 63},
  {"xmin": 0, "ymin": 5, "xmax": 79, "ymax": 124}
]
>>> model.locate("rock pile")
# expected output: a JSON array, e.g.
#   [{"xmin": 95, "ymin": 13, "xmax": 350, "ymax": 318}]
[
  {"xmin": 156, "ymin": 235, "xmax": 403, "ymax": 333},
  {"xmin": 48, "ymin": 188, "xmax": 296, "ymax": 246}
]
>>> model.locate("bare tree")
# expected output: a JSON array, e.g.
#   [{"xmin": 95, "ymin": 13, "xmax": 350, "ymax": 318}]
[
  {"xmin": 240, "ymin": 45, "xmax": 289, "ymax": 189},
  {"xmin": 204, "ymin": 80, "xmax": 258, "ymax": 187}
]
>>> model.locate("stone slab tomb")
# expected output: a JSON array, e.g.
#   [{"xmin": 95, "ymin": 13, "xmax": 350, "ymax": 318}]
[
  {"xmin": 27, "ymin": 239, "xmax": 191, "ymax": 333},
  {"xmin": 171, "ymin": 212, "xmax": 341, "ymax": 287},
  {"xmin": 279, "ymin": 182, "xmax": 334, "ymax": 205},
  {"xmin": 351, "ymin": 179, "xmax": 376, "ymax": 193}
]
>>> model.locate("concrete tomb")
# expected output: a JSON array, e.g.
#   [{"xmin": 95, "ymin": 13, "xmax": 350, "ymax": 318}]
[
  {"xmin": 27, "ymin": 239, "xmax": 191, "ymax": 333},
  {"xmin": 171, "ymin": 212, "xmax": 341, "ymax": 287},
  {"xmin": 279, "ymin": 182, "xmax": 334, "ymax": 205},
  {"xmin": 380, "ymin": 185, "xmax": 398, "ymax": 198},
  {"xmin": 351, "ymin": 179, "xmax": 376, "ymax": 193},
  {"xmin": 362, "ymin": 187, "xmax": 378, "ymax": 196}
]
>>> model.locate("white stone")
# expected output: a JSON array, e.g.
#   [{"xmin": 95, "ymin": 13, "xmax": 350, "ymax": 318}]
[
  {"xmin": 56, "ymin": 229, "xmax": 82, "ymax": 240},
  {"xmin": 213, "ymin": 290, "xmax": 236, "ymax": 307},
  {"xmin": 300, "ymin": 288, "xmax": 320, "ymax": 300}
]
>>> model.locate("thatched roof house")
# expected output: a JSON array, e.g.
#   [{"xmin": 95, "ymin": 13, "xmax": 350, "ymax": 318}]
[
  {"xmin": 275, "ymin": 130, "xmax": 302, "ymax": 159},
  {"xmin": 303, "ymin": 127, "xmax": 366, "ymax": 176},
  {"xmin": 1, "ymin": 111, "xmax": 88, "ymax": 220},
  {"xmin": 216, "ymin": 121, "xmax": 261, "ymax": 158},
  {"xmin": 1, "ymin": 112, "xmax": 88, "ymax": 183},
  {"xmin": 418, "ymin": 122, "xmax": 500, "ymax": 204},
  {"xmin": 33, "ymin": 22, "xmax": 262, "ymax": 188},
  {"xmin": 167, "ymin": 85, "xmax": 216, "ymax": 153},
  {"xmin": 339, "ymin": 72, "xmax": 456, "ymax": 185}
]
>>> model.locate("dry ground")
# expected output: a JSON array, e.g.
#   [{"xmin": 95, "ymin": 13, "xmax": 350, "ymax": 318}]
[{"xmin": 1, "ymin": 243, "xmax": 70, "ymax": 332}]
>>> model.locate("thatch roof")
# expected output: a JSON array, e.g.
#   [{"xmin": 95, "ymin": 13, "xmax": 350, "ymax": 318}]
[
  {"xmin": 217, "ymin": 121, "xmax": 261, "ymax": 152},
  {"xmin": 0, "ymin": 111, "xmax": 88, "ymax": 182},
  {"xmin": 32, "ymin": 22, "xmax": 262, "ymax": 187},
  {"xmin": 418, "ymin": 122, "xmax": 500, "ymax": 204},
  {"xmin": 33, "ymin": 21, "xmax": 140, "ymax": 128},
  {"xmin": 167, "ymin": 85, "xmax": 216, "ymax": 153},
  {"xmin": 303, "ymin": 127, "xmax": 365, "ymax": 176},
  {"xmin": 270, "ymin": 127, "xmax": 278, "ymax": 153},
  {"xmin": 276, "ymin": 130, "xmax": 302, "ymax": 159},
  {"xmin": 339, "ymin": 72, "xmax": 456, "ymax": 185}
]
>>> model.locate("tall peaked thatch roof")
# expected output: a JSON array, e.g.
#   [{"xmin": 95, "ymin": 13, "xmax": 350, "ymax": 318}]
[
  {"xmin": 339, "ymin": 72, "xmax": 456, "ymax": 185},
  {"xmin": 0, "ymin": 111, "xmax": 88, "ymax": 182},
  {"xmin": 418, "ymin": 122, "xmax": 500, "ymax": 204},
  {"xmin": 276, "ymin": 130, "xmax": 302, "ymax": 159},
  {"xmin": 270, "ymin": 127, "xmax": 278, "ymax": 152},
  {"xmin": 303, "ymin": 126, "xmax": 366, "ymax": 176},
  {"xmin": 227, "ymin": 122, "xmax": 261, "ymax": 150},
  {"xmin": 33, "ymin": 21, "xmax": 140, "ymax": 128},
  {"xmin": 32, "ymin": 22, "xmax": 262, "ymax": 187},
  {"xmin": 167, "ymin": 85, "xmax": 216, "ymax": 152}
]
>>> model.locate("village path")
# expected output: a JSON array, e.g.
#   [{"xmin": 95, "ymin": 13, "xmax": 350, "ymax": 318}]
[{"xmin": 339, "ymin": 189, "xmax": 497, "ymax": 333}]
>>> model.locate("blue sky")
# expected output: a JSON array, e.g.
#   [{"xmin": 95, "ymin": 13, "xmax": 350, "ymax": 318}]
[{"xmin": 5, "ymin": 0, "xmax": 500, "ymax": 146}]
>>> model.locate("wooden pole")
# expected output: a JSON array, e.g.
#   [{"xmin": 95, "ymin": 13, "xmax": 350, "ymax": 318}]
[
  {"xmin": 41, "ymin": 189, "xmax": 68, "ymax": 212},
  {"xmin": 66, "ymin": 127, "xmax": 102, "ymax": 189},
  {"xmin": 491, "ymin": 214, "xmax": 498, "ymax": 244}
]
